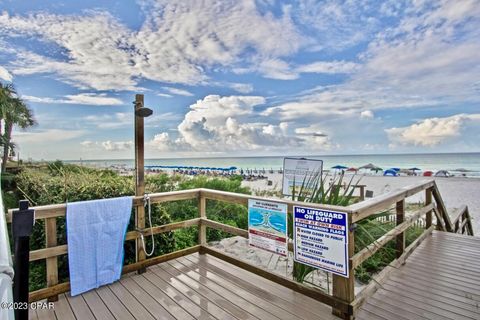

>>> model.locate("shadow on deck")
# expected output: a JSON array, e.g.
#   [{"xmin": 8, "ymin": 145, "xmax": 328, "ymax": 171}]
[{"xmin": 39, "ymin": 253, "xmax": 337, "ymax": 320}]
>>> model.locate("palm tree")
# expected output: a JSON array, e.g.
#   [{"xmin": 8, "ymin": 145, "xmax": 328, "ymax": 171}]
[
  {"xmin": 0, "ymin": 82, "xmax": 16, "ymax": 134},
  {"xmin": 0, "ymin": 83, "xmax": 36, "ymax": 172}
]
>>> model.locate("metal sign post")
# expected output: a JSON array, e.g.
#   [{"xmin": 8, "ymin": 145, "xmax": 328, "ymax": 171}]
[{"xmin": 12, "ymin": 200, "xmax": 35, "ymax": 320}]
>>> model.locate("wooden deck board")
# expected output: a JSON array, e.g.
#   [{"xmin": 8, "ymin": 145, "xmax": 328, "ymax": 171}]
[
  {"xmin": 119, "ymin": 277, "xmax": 176, "ymax": 320},
  {"xmin": 108, "ymin": 281, "xmax": 156, "ymax": 320},
  {"xmin": 148, "ymin": 264, "xmax": 237, "ymax": 320},
  {"xmin": 175, "ymin": 256, "xmax": 302, "ymax": 320},
  {"xmin": 50, "ymin": 253, "xmax": 335, "ymax": 319},
  {"xmin": 158, "ymin": 260, "xmax": 257, "ymax": 320},
  {"xmin": 195, "ymin": 252, "xmax": 335, "ymax": 319},
  {"xmin": 357, "ymin": 231, "xmax": 480, "ymax": 320},
  {"xmin": 167, "ymin": 259, "xmax": 279, "ymax": 320},
  {"xmin": 184, "ymin": 254, "xmax": 329, "ymax": 320},
  {"xmin": 53, "ymin": 294, "xmax": 75, "ymax": 320}
]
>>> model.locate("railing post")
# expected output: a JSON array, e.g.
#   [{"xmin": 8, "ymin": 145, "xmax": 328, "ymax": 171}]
[
  {"xmin": 134, "ymin": 94, "xmax": 146, "ymax": 273},
  {"xmin": 332, "ymin": 214, "xmax": 354, "ymax": 319},
  {"xmin": 198, "ymin": 194, "xmax": 207, "ymax": 248},
  {"xmin": 359, "ymin": 185, "xmax": 365, "ymax": 201},
  {"xmin": 12, "ymin": 200, "xmax": 35, "ymax": 320},
  {"xmin": 396, "ymin": 200, "xmax": 405, "ymax": 259},
  {"xmin": 425, "ymin": 187, "xmax": 432, "ymax": 229},
  {"xmin": 45, "ymin": 217, "xmax": 58, "ymax": 302}
]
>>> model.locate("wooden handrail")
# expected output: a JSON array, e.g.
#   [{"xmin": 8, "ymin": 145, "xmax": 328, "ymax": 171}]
[
  {"xmin": 451, "ymin": 205, "xmax": 474, "ymax": 235},
  {"xmin": 348, "ymin": 179, "xmax": 435, "ymax": 222},
  {"xmin": 451, "ymin": 205, "xmax": 467, "ymax": 226},
  {"xmin": 200, "ymin": 188, "xmax": 353, "ymax": 213},
  {"xmin": 351, "ymin": 203, "xmax": 434, "ymax": 269},
  {"xmin": 200, "ymin": 218, "xmax": 248, "ymax": 238},
  {"xmin": 430, "ymin": 181, "xmax": 454, "ymax": 232},
  {"xmin": 200, "ymin": 218, "xmax": 295, "ymax": 252},
  {"xmin": 27, "ymin": 218, "xmax": 202, "ymax": 262},
  {"xmin": 6, "ymin": 188, "xmax": 201, "ymax": 222}
]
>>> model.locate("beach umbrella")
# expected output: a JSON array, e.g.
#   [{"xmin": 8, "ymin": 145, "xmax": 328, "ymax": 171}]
[
  {"xmin": 400, "ymin": 169, "xmax": 415, "ymax": 175},
  {"xmin": 370, "ymin": 167, "xmax": 383, "ymax": 173},
  {"xmin": 359, "ymin": 163, "xmax": 378, "ymax": 170},
  {"xmin": 423, "ymin": 171, "xmax": 433, "ymax": 177},
  {"xmin": 346, "ymin": 167, "xmax": 358, "ymax": 172},
  {"xmin": 435, "ymin": 170, "xmax": 451, "ymax": 177},
  {"xmin": 409, "ymin": 167, "xmax": 421, "ymax": 171},
  {"xmin": 331, "ymin": 165, "xmax": 348, "ymax": 170},
  {"xmin": 384, "ymin": 169, "xmax": 398, "ymax": 176},
  {"xmin": 391, "ymin": 168, "xmax": 401, "ymax": 172}
]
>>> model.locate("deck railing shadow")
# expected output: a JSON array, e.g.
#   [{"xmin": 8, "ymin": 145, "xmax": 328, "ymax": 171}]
[{"xmin": 5, "ymin": 179, "xmax": 474, "ymax": 319}]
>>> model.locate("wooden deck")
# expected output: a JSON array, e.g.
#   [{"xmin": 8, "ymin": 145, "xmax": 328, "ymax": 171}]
[
  {"xmin": 36, "ymin": 253, "xmax": 338, "ymax": 320},
  {"xmin": 357, "ymin": 231, "xmax": 480, "ymax": 320}
]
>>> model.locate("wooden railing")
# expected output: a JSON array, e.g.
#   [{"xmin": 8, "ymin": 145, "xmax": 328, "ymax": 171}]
[
  {"xmin": 348, "ymin": 180, "xmax": 474, "ymax": 313},
  {"xmin": 4, "ymin": 180, "xmax": 474, "ymax": 319}
]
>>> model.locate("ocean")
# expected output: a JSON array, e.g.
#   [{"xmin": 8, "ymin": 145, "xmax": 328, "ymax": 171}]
[{"xmin": 70, "ymin": 153, "xmax": 480, "ymax": 177}]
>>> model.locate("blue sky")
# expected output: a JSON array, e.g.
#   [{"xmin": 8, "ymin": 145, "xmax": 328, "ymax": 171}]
[{"xmin": 0, "ymin": 0, "xmax": 479, "ymax": 160}]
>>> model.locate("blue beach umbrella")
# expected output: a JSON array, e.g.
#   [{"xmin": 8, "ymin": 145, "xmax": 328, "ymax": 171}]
[
  {"xmin": 331, "ymin": 165, "xmax": 348, "ymax": 170},
  {"xmin": 391, "ymin": 168, "xmax": 401, "ymax": 172},
  {"xmin": 384, "ymin": 169, "xmax": 398, "ymax": 176}
]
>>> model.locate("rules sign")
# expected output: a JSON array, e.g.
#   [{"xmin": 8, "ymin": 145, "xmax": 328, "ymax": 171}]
[{"xmin": 293, "ymin": 206, "xmax": 349, "ymax": 277}]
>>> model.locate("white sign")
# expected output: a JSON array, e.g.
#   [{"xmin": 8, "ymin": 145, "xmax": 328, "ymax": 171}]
[
  {"xmin": 248, "ymin": 199, "xmax": 288, "ymax": 257},
  {"xmin": 282, "ymin": 158, "xmax": 323, "ymax": 196},
  {"xmin": 293, "ymin": 205, "xmax": 349, "ymax": 278}
]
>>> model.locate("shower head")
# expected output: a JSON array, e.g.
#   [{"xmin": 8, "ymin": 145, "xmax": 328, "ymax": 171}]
[{"xmin": 135, "ymin": 107, "xmax": 153, "ymax": 118}]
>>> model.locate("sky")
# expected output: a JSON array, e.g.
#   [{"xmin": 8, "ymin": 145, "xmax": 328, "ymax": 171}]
[{"xmin": 0, "ymin": 0, "xmax": 479, "ymax": 160}]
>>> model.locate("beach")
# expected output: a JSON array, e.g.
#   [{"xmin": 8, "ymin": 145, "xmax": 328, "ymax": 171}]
[{"xmin": 242, "ymin": 173, "xmax": 480, "ymax": 234}]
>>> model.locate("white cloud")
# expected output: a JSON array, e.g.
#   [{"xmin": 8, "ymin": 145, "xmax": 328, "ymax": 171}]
[
  {"xmin": 360, "ymin": 110, "xmax": 374, "ymax": 119},
  {"xmin": 386, "ymin": 114, "xmax": 480, "ymax": 147},
  {"xmin": 23, "ymin": 93, "xmax": 123, "ymax": 106},
  {"xmin": 257, "ymin": 59, "xmax": 299, "ymax": 80},
  {"xmin": 293, "ymin": 0, "xmax": 387, "ymax": 51},
  {"xmin": 85, "ymin": 113, "xmax": 131, "ymax": 129},
  {"xmin": 227, "ymin": 83, "xmax": 253, "ymax": 94},
  {"xmin": 350, "ymin": 0, "xmax": 480, "ymax": 104},
  {"xmin": 156, "ymin": 93, "xmax": 173, "ymax": 98},
  {"xmin": 81, "ymin": 140, "xmax": 133, "ymax": 151},
  {"xmin": 161, "ymin": 87, "xmax": 194, "ymax": 97},
  {"xmin": 13, "ymin": 129, "xmax": 85, "ymax": 143},
  {"xmin": 0, "ymin": 65, "xmax": 12, "ymax": 81},
  {"xmin": 0, "ymin": 1, "xmax": 304, "ymax": 90},
  {"xmin": 147, "ymin": 94, "xmax": 332, "ymax": 153},
  {"xmin": 265, "ymin": 0, "xmax": 480, "ymax": 121},
  {"xmin": 296, "ymin": 60, "xmax": 359, "ymax": 74},
  {"xmin": 147, "ymin": 132, "xmax": 186, "ymax": 152}
]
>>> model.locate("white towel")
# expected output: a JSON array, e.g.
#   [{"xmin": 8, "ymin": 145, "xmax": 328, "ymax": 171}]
[{"xmin": 67, "ymin": 196, "xmax": 132, "ymax": 296}]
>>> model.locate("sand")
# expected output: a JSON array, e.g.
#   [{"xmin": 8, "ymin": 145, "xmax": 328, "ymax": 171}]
[{"xmin": 242, "ymin": 173, "xmax": 480, "ymax": 234}]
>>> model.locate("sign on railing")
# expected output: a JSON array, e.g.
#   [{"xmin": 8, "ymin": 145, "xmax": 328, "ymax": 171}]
[
  {"xmin": 248, "ymin": 199, "xmax": 288, "ymax": 257},
  {"xmin": 293, "ymin": 205, "xmax": 349, "ymax": 278}
]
